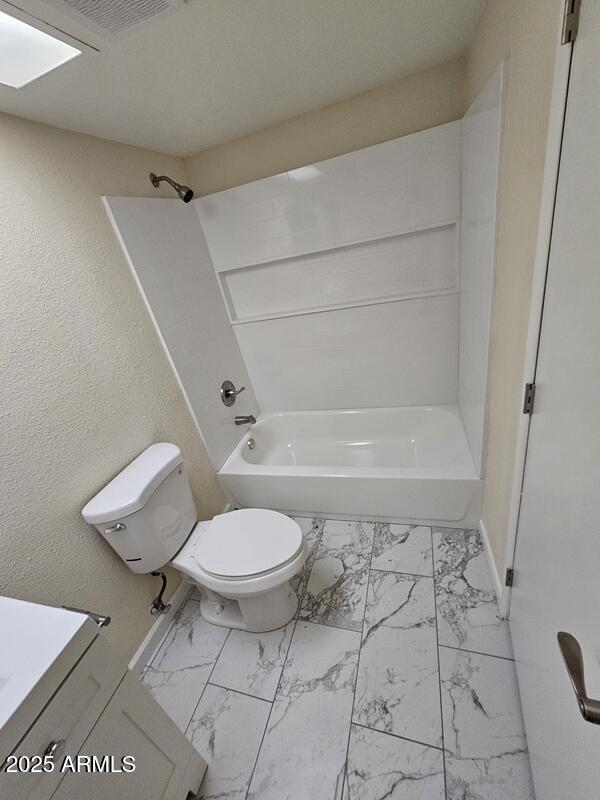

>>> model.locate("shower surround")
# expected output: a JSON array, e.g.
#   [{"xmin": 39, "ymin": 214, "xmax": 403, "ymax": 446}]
[{"xmin": 104, "ymin": 67, "xmax": 503, "ymax": 528}]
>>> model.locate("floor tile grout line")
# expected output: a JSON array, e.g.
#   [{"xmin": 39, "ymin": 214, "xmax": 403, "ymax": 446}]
[
  {"xmin": 207, "ymin": 681, "xmax": 274, "ymax": 705},
  {"xmin": 294, "ymin": 515, "xmax": 379, "ymax": 524},
  {"xmin": 339, "ymin": 522, "xmax": 377, "ymax": 796},
  {"xmin": 184, "ymin": 627, "xmax": 231, "ymax": 738},
  {"xmin": 243, "ymin": 619, "xmax": 298, "ymax": 799},
  {"xmin": 296, "ymin": 618, "xmax": 362, "ymax": 634},
  {"xmin": 369, "ymin": 566, "xmax": 434, "ymax": 580},
  {"xmin": 243, "ymin": 516, "xmax": 324, "ymax": 800},
  {"xmin": 438, "ymin": 643, "xmax": 515, "ymax": 662},
  {"xmin": 351, "ymin": 721, "xmax": 445, "ymax": 752},
  {"xmin": 431, "ymin": 527, "xmax": 449, "ymax": 800}
]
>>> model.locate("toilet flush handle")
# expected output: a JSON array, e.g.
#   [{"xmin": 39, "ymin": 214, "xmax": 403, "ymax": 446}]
[{"xmin": 104, "ymin": 522, "xmax": 126, "ymax": 535}]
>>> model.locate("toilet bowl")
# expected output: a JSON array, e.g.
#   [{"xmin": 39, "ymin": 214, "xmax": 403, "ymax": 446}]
[
  {"xmin": 81, "ymin": 443, "xmax": 307, "ymax": 632},
  {"xmin": 172, "ymin": 508, "xmax": 307, "ymax": 631}
]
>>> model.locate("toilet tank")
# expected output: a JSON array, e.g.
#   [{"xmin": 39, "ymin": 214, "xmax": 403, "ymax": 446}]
[{"xmin": 82, "ymin": 443, "xmax": 197, "ymax": 574}]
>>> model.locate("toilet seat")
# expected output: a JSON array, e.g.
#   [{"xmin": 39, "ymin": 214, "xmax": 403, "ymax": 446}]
[{"xmin": 194, "ymin": 508, "xmax": 303, "ymax": 580}]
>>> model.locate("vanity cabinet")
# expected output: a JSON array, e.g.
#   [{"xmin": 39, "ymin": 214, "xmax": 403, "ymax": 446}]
[
  {"xmin": 1, "ymin": 638, "xmax": 123, "ymax": 800},
  {"xmin": 0, "ymin": 598, "xmax": 206, "ymax": 800},
  {"xmin": 51, "ymin": 671, "xmax": 204, "ymax": 800}
]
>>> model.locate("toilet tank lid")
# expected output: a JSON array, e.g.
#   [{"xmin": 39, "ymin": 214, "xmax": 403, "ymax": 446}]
[{"xmin": 81, "ymin": 443, "xmax": 183, "ymax": 525}]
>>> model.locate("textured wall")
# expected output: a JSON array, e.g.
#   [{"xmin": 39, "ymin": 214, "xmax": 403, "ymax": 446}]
[
  {"xmin": 466, "ymin": 0, "xmax": 563, "ymax": 569},
  {"xmin": 185, "ymin": 58, "xmax": 465, "ymax": 195},
  {"xmin": 0, "ymin": 112, "xmax": 226, "ymax": 660}
]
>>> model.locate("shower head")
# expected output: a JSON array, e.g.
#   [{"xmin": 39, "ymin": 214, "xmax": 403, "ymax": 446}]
[{"xmin": 149, "ymin": 172, "xmax": 194, "ymax": 203}]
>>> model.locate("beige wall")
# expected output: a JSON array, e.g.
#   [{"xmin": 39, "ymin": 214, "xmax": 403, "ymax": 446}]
[
  {"xmin": 466, "ymin": 0, "xmax": 563, "ymax": 569},
  {"xmin": 0, "ymin": 113, "xmax": 226, "ymax": 659},
  {"xmin": 185, "ymin": 58, "xmax": 466, "ymax": 195}
]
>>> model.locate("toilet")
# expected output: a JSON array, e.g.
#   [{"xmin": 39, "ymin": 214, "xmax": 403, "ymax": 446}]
[{"xmin": 81, "ymin": 443, "xmax": 307, "ymax": 632}]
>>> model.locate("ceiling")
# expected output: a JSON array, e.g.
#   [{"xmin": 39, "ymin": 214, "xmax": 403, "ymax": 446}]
[{"xmin": 0, "ymin": 0, "xmax": 486, "ymax": 157}]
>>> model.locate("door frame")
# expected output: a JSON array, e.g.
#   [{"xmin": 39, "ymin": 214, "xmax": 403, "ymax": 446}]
[{"xmin": 499, "ymin": 20, "xmax": 573, "ymax": 617}]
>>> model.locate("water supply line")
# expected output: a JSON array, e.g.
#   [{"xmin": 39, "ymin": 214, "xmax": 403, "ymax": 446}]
[{"xmin": 150, "ymin": 571, "xmax": 171, "ymax": 615}]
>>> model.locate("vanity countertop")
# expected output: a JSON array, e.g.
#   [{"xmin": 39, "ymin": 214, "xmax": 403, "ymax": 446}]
[{"xmin": 0, "ymin": 596, "xmax": 98, "ymax": 758}]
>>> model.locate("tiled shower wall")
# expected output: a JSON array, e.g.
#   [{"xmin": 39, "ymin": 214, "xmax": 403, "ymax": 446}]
[{"xmin": 195, "ymin": 121, "xmax": 461, "ymax": 412}]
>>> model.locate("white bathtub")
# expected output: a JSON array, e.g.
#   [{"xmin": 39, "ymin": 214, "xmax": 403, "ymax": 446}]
[{"xmin": 218, "ymin": 406, "xmax": 482, "ymax": 528}]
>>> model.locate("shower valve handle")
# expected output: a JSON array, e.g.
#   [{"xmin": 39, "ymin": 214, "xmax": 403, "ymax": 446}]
[{"xmin": 221, "ymin": 380, "xmax": 246, "ymax": 406}]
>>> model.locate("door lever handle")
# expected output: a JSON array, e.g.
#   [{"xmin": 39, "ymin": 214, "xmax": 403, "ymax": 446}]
[{"xmin": 557, "ymin": 631, "xmax": 600, "ymax": 724}]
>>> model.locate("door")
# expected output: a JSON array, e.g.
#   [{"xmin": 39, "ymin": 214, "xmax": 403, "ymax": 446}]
[{"xmin": 510, "ymin": 2, "xmax": 600, "ymax": 799}]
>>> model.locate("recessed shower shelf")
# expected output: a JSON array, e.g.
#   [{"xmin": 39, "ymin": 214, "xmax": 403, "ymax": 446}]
[{"xmin": 218, "ymin": 221, "xmax": 459, "ymax": 324}]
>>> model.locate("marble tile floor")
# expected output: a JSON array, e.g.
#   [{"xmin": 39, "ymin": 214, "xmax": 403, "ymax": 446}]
[{"xmin": 141, "ymin": 517, "xmax": 535, "ymax": 800}]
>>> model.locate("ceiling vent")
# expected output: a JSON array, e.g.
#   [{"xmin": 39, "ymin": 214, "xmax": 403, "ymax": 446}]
[{"xmin": 42, "ymin": 0, "xmax": 186, "ymax": 39}]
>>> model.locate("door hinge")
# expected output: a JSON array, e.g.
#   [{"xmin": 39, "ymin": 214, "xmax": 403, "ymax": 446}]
[
  {"xmin": 562, "ymin": 0, "xmax": 582, "ymax": 45},
  {"xmin": 505, "ymin": 568, "xmax": 515, "ymax": 588},
  {"xmin": 523, "ymin": 382, "xmax": 536, "ymax": 415}
]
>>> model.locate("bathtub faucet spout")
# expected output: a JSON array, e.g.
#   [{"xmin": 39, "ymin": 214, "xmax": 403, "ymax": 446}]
[{"xmin": 235, "ymin": 414, "xmax": 256, "ymax": 426}]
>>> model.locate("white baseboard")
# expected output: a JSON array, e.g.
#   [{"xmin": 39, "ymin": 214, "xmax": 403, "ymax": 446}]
[
  {"xmin": 128, "ymin": 580, "xmax": 191, "ymax": 674},
  {"xmin": 479, "ymin": 518, "xmax": 505, "ymax": 615}
]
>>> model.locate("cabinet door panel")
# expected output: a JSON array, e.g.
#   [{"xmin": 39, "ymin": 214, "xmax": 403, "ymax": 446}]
[
  {"xmin": 0, "ymin": 638, "xmax": 122, "ymax": 800},
  {"xmin": 51, "ymin": 672, "xmax": 206, "ymax": 800}
]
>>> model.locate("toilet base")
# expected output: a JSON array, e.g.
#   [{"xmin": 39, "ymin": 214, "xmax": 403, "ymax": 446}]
[{"xmin": 196, "ymin": 582, "xmax": 298, "ymax": 632}]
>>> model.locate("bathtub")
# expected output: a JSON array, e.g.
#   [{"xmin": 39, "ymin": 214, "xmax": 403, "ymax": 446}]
[{"xmin": 218, "ymin": 406, "xmax": 482, "ymax": 528}]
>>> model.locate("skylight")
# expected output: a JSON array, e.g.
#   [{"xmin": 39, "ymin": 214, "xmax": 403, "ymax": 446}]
[{"xmin": 0, "ymin": 9, "xmax": 81, "ymax": 89}]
